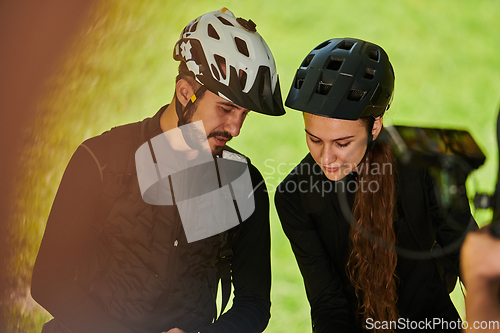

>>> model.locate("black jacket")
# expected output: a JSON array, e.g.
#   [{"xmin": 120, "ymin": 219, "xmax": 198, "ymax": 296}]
[
  {"xmin": 32, "ymin": 108, "xmax": 272, "ymax": 333},
  {"xmin": 275, "ymin": 153, "xmax": 476, "ymax": 332}
]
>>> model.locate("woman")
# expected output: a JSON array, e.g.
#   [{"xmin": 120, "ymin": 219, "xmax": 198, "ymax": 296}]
[{"xmin": 275, "ymin": 38, "xmax": 475, "ymax": 332}]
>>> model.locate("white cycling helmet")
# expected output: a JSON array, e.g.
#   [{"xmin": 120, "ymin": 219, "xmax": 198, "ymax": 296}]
[{"xmin": 173, "ymin": 7, "xmax": 285, "ymax": 116}]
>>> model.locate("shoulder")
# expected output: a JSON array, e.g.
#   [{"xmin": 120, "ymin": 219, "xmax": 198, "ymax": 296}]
[
  {"xmin": 56, "ymin": 132, "xmax": 111, "ymax": 196},
  {"xmin": 275, "ymin": 153, "xmax": 318, "ymax": 199},
  {"xmin": 223, "ymin": 146, "xmax": 265, "ymax": 188},
  {"xmin": 395, "ymin": 163, "xmax": 435, "ymax": 217},
  {"xmin": 396, "ymin": 163, "xmax": 431, "ymax": 191},
  {"xmin": 84, "ymin": 120, "xmax": 147, "ymax": 167},
  {"xmin": 79, "ymin": 131, "xmax": 111, "ymax": 168},
  {"xmin": 274, "ymin": 154, "xmax": 315, "ymax": 215},
  {"xmin": 74, "ymin": 120, "xmax": 147, "ymax": 184}
]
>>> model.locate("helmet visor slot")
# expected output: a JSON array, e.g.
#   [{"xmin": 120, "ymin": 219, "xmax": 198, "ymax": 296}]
[
  {"xmin": 316, "ymin": 81, "xmax": 332, "ymax": 95},
  {"xmin": 347, "ymin": 89, "xmax": 366, "ymax": 101},
  {"xmin": 326, "ymin": 58, "xmax": 343, "ymax": 71}
]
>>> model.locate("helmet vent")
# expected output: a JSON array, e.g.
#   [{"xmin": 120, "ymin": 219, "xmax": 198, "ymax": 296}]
[
  {"xmin": 363, "ymin": 68, "xmax": 376, "ymax": 80},
  {"xmin": 190, "ymin": 46, "xmax": 201, "ymax": 63},
  {"xmin": 208, "ymin": 24, "xmax": 220, "ymax": 40},
  {"xmin": 258, "ymin": 70, "xmax": 271, "ymax": 98},
  {"xmin": 326, "ymin": 58, "xmax": 343, "ymax": 71},
  {"xmin": 214, "ymin": 54, "xmax": 227, "ymax": 80},
  {"xmin": 217, "ymin": 16, "xmax": 234, "ymax": 26},
  {"xmin": 235, "ymin": 37, "xmax": 250, "ymax": 57},
  {"xmin": 190, "ymin": 21, "xmax": 199, "ymax": 32},
  {"xmin": 301, "ymin": 54, "xmax": 314, "ymax": 68},
  {"xmin": 368, "ymin": 48, "xmax": 379, "ymax": 61},
  {"xmin": 211, "ymin": 64, "xmax": 220, "ymax": 81},
  {"xmin": 239, "ymin": 69, "xmax": 248, "ymax": 89},
  {"xmin": 337, "ymin": 40, "xmax": 355, "ymax": 51},
  {"xmin": 295, "ymin": 78, "xmax": 304, "ymax": 89},
  {"xmin": 314, "ymin": 41, "xmax": 331, "ymax": 50},
  {"xmin": 316, "ymin": 82, "xmax": 332, "ymax": 95},
  {"xmin": 347, "ymin": 89, "xmax": 366, "ymax": 101}
]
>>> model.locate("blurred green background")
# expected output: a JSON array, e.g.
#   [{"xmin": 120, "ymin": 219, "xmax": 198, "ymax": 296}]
[{"xmin": 5, "ymin": 0, "xmax": 500, "ymax": 332}]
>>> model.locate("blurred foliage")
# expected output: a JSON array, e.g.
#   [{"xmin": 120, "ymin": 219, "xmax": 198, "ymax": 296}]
[{"xmin": 5, "ymin": 0, "xmax": 500, "ymax": 332}]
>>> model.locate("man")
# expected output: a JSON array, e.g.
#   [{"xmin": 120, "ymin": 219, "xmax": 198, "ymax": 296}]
[{"xmin": 31, "ymin": 8, "xmax": 285, "ymax": 333}]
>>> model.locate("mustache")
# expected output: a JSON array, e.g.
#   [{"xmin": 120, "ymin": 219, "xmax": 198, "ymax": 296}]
[{"xmin": 208, "ymin": 131, "xmax": 232, "ymax": 141}]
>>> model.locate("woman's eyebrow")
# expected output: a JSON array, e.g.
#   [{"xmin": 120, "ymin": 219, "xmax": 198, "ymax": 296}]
[
  {"xmin": 304, "ymin": 129, "xmax": 354, "ymax": 141},
  {"xmin": 304, "ymin": 129, "xmax": 320, "ymax": 139}
]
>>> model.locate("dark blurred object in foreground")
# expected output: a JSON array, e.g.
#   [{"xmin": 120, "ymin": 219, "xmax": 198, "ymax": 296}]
[
  {"xmin": 380, "ymin": 125, "xmax": 485, "ymax": 172},
  {"xmin": 379, "ymin": 125, "xmax": 485, "ymax": 214},
  {"xmin": 0, "ymin": 0, "xmax": 96, "ymax": 331},
  {"xmin": 380, "ymin": 105, "xmax": 500, "ymax": 238}
]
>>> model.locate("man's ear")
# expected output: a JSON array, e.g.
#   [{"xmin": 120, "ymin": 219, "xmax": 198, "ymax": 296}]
[
  {"xmin": 372, "ymin": 117, "xmax": 384, "ymax": 140},
  {"xmin": 175, "ymin": 79, "xmax": 195, "ymax": 107}
]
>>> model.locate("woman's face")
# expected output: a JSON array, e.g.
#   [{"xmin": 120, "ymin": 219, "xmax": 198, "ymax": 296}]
[{"xmin": 303, "ymin": 113, "xmax": 383, "ymax": 181}]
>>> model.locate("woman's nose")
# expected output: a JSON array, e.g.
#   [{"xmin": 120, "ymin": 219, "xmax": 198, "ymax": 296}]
[{"xmin": 321, "ymin": 145, "xmax": 337, "ymax": 166}]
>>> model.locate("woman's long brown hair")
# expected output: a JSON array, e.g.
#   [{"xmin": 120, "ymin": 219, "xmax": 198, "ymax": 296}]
[{"xmin": 346, "ymin": 119, "xmax": 398, "ymax": 332}]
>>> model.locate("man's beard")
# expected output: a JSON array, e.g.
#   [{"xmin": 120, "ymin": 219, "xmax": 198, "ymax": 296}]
[
  {"xmin": 207, "ymin": 130, "xmax": 232, "ymax": 156},
  {"xmin": 182, "ymin": 101, "xmax": 233, "ymax": 157}
]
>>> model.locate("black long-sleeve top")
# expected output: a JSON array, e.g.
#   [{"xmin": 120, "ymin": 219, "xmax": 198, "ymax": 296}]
[
  {"xmin": 31, "ymin": 109, "xmax": 271, "ymax": 333},
  {"xmin": 275, "ymin": 153, "xmax": 475, "ymax": 332}
]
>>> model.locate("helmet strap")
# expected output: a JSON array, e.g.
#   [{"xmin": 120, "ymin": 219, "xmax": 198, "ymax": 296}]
[
  {"xmin": 354, "ymin": 122, "xmax": 376, "ymax": 172},
  {"xmin": 175, "ymin": 85, "xmax": 208, "ymax": 127},
  {"xmin": 367, "ymin": 131, "xmax": 375, "ymax": 152}
]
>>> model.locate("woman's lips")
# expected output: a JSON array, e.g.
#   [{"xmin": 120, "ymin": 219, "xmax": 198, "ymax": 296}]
[{"xmin": 323, "ymin": 165, "xmax": 340, "ymax": 173}]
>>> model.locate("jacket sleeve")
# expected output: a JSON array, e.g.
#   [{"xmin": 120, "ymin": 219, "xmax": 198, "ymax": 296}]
[
  {"xmin": 197, "ymin": 164, "xmax": 271, "ymax": 333},
  {"xmin": 423, "ymin": 168, "xmax": 478, "ymax": 277},
  {"xmin": 31, "ymin": 139, "xmax": 141, "ymax": 333},
  {"xmin": 274, "ymin": 180, "xmax": 352, "ymax": 333}
]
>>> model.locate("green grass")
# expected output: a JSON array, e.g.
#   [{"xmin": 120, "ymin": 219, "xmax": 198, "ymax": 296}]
[{"xmin": 6, "ymin": 0, "xmax": 500, "ymax": 331}]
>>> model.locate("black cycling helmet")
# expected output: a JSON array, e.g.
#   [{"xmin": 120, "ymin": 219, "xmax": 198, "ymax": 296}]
[
  {"xmin": 286, "ymin": 38, "xmax": 394, "ymax": 120},
  {"xmin": 173, "ymin": 7, "xmax": 285, "ymax": 118}
]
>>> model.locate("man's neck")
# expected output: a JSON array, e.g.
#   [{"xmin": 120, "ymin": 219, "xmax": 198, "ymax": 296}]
[{"xmin": 160, "ymin": 102, "xmax": 179, "ymax": 133}]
